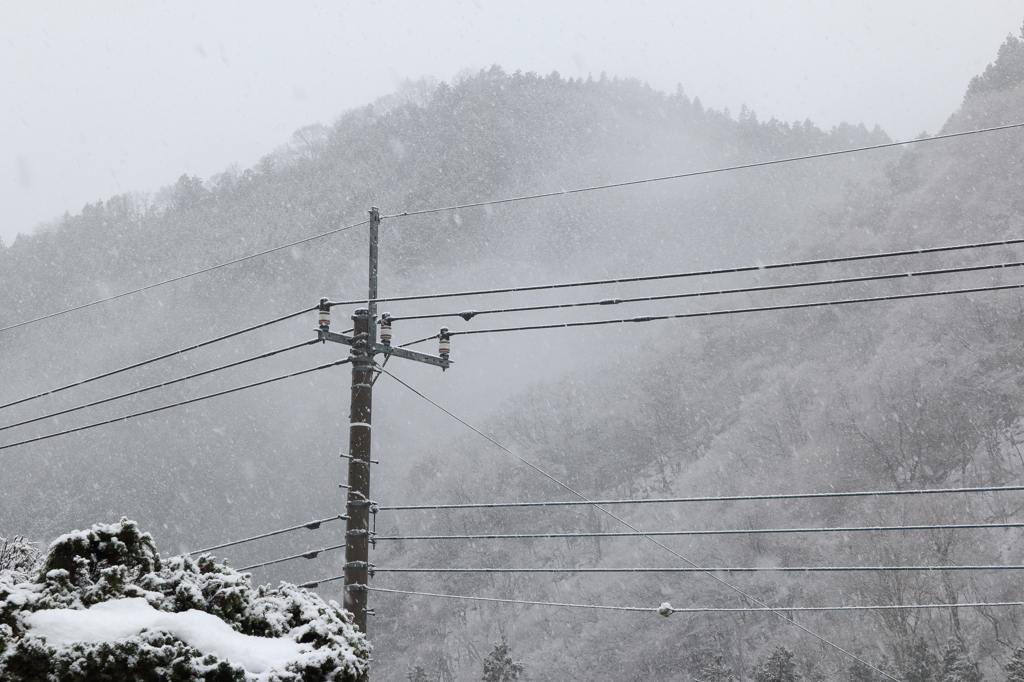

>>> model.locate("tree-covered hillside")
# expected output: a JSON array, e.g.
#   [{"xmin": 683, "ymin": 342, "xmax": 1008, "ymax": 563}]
[
  {"xmin": 3, "ymin": 26, "xmax": 1024, "ymax": 682},
  {"xmin": 363, "ymin": 32, "xmax": 1024, "ymax": 682},
  {"xmin": 0, "ymin": 66, "xmax": 889, "ymax": 545}
]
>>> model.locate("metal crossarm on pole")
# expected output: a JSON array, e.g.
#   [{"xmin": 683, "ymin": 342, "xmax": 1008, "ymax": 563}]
[{"xmin": 318, "ymin": 328, "xmax": 450, "ymax": 370}]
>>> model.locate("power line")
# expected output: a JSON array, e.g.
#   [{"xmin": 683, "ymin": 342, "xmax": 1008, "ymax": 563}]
[
  {"xmin": 0, "ymin": 307, "xmax": 315, "ymax": 411},
  {"xmin": 0, "ymin": 357, "xmax": 352, "ymax": 452},
  {"xmin": 190, "ymin": 514, "xmax": 347, "ymax": 556},
  {"xmin": 225, "ymin": 521, "xmax": 1024, "ymax": 572},
  {"xmin": 373, "ymin": 522, "xmax": 1024, "ymax": 541},
  {"xmin": 325, "ymin": 236, "xmax": 1024, "ymax": 311},
  {"xmin": 0, "ymin": 340, "xmax": 318, "ymax": 433},
  {"xmin": 369, "ymin": 565, "xmax": 1024, "ymax": 574},
  {"xmin": 0, "ymin": 219, "xmax": 369, "ymax": 335},
  {"xmin": 357, "ymin": 587, "xmax": 1024, "ymax": 615},
  {"xmin": 378, "ymin": 122, "xmax": 1024, "ymax": 220},
  {"xmin": 11, "ymin": 118, "xmax": 1021, "ymax": 339},
  {"xmin": 379, "ymin": 368, "xmax": 898, "ymax": 682},
  {"xmin": 441, "ymin": 281, "xmax": 1024, "ymax": 341},
  {"xmin": 367, "ymin": 586, "xmax": 651, "ymax": 612},
  {"xmin": 5, "ymin": 121, "xmax": 1021, "ymax": 344},
  {"xmin": 238, "ymin": 541, "xmax": 347, "ymax": 571},
  {"xmin": 387, "ymin": 260, "xmax": 1024, "ymax": 323},
  {"xmin": 230, "ymin": 522, "xmax": 1024, "ymax": 569},
  {"xmin": 376, "ymin": 485, "xmax": 1024, "ymax": 511}
]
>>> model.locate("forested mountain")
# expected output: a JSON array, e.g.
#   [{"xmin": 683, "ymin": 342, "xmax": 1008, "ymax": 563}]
[{"xmin": 3, "ymin": 26, "xmax": 1024, "ymax": 682}]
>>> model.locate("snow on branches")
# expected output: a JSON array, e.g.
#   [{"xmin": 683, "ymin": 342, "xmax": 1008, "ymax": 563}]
[{"xmin": 0, "ymin": 518, "xmax": 370, "ymax": 682}]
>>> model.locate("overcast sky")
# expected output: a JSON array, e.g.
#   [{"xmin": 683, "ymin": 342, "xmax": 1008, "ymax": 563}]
[{"xmin": 2, "ymin": 1, "xmax": 1023, "ymax": 246}]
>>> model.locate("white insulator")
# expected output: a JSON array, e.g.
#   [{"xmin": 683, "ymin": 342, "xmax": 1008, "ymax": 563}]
[
  {"xmin": 380, "ymin": 322, "xmax": 392, "ymax": 343},
  {"xmin": 439, "ymin": 338, "xmax": 451, "ymax": 355},
  {"xmin": 318, "ymin": 308, "xmax": 331, "ymax": 327}
]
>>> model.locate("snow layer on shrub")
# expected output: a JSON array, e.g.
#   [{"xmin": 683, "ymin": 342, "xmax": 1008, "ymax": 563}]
[
  {"xmin": 0, "ymin": 518, "xmax": 370, "ymax": 682},
  {"xmin": 25, "ymin": 598, "xmax": 307, "ymax": 674}
]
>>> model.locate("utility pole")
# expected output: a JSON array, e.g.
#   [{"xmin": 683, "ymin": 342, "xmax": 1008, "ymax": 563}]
[{"xmin": 317, "ymin": 207, "xmax": 450, "ymax": 635}]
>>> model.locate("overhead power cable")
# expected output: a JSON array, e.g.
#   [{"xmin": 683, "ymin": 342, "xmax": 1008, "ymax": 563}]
[
  {"xmin": 0, "ymin": 357, "xmax": 352, "ymax": 452},
  {"xmin": 0, "ymin": 340, "xmax": 318, "ymax": 433},
  {"xmin": 373, "ymin": 522, "xmax": 1024, "ymax": 541},
  {"xmin": 436, "ymin": 281, "xmax": 1024, "ymax": 342},
  {"xmin": 366, "ymin": 586, "xmax": 652, "ymax": 612},
  {"xmin": 189, "ymin": 514, "xmax": 347, "ymax": 556},
  {"xmin": 5, "ymin": 121, "xmax": 1021, "ymax": 334},
  {"xmin": 0, "ymin": 307, "xmax": 315, "ymax": 411},
  {"xmin": 377, "ymin": 484, "xmax": 1024, "ymax": 511},
  {"xmin": 353, "ymin": 587, "xmax": 1024, "ymax": 615},
  {"xmin": 388, "ymin": 260, "xmax": 1024, "ymax": 323},
  {"xmin": 232, "ymin": 521, "xmax": 1023, "ymax": 573},
  {"xmin": 325, "ymin": 236, "xmax": 1024, "ymax": 310},
  {"xmin": 379, "ymin": 122, "xmax": 1024, "ymax": 220},
  {"xmin": 238, "ymin": 541, "xmax": 347, "ymax": 571},
  {"xmin": 370, "ymin": 565, "xmax": 1024, "ymax": 574},
  {"xmin": 0, "ymin": 220, "xmax": 369, "ymax": 335},
  {"xmin": 380, "ymin": 368, "xmax": 897, "ymax": 682}
]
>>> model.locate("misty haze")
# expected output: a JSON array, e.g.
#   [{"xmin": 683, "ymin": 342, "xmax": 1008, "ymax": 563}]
[{"xmin": 4, "ymin": 8, "xmax": 1024, "ymax": 682}]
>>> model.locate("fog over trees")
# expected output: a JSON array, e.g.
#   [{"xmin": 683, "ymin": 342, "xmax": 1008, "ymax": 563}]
[{"xmin": 4, "ymin": 24, "xmax": 1024, "ymax": 682}]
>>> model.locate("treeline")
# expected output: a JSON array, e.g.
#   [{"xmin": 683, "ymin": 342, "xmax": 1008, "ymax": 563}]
[
  {"xmin": 0, "ymin": 62, "xmax": 891, "ymax": 546},
  {"xmin": 3, "ymin": 25, "xmax": 1024, "ymax": 682},
  {"xmin": 366, "ymin": 27, "xmax": 1024, "ymax": 682},
  {"xmin": 402, "ymin": 638, "xmax": 1019, "ymax": 682}
]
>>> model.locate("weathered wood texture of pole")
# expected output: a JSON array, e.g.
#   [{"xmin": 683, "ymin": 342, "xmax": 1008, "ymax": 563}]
[{"xmin": 343, "ymin": 207, "xmax": 380, "ymax": 633}]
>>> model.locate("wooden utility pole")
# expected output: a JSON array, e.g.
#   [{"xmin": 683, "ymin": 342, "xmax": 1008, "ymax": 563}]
[
  {"xmin": 340, "ymin": 207, "xmax": 379, "ymax": 632},
  {"xmin": 318, "ymin": 207, "xmax": 450, "ymax": 635},
  {"xmin": 343, "ymin": 303, "xmax": 374, "ymax": 632}
]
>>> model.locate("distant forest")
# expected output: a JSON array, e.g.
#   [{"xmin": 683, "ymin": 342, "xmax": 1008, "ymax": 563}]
[{"xmin": 3, "ymin": 25, "xmax": 1024, "ymax": 682}]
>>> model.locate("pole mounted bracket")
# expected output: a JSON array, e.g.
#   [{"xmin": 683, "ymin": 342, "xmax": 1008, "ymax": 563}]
[
  {"xmin": 318, "ymin": 318, "xmax": 451, "ymax": 370},
  {"xmin": 345, "ymin": 583, "xmax": 368, "ymax": 593},
  {"xmin": 319, "ymin": 328, "xmax": 355, "ymax": 346},
  {"xmin": 344, "ymin": 561, "xmax": 374, "ymax": 570},
  {"xmin": 346, "ymin": 529, "xmax": 376, "ymax": 538},
  {"xmin": 341, "ymin": 453, "xmax": 379, "ymax": 463},
  {"xmin": 378, "ymin": 343, "xmax": 451, "ymax": 370},
  {"xmin": 344, "ymin": 561, "xmax": 375, "ymax": 577}
]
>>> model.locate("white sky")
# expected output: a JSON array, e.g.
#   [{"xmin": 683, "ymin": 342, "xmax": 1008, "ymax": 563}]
[{"xmin": 2, "ymin": 1, "xmax": 1022, "ymax": 246}]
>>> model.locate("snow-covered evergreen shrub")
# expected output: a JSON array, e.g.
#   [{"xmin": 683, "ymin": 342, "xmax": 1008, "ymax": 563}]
[
  {"xmin": 754, "ymin": 646, "xmax": 802, "ymax": 682},
  {"xmin": 906, "ymin": 638, "xmax": 939, "ymax": 682},
  {"xmin": 1005, "ymin": 648, "xmax": 1024, "ymax": 682},
  {"xmin": 481, "ymin": 637, "xmax": 522, "ymax": 682},
  {"xmin": 849, "ymin": 657, "xmax": 881, "ymax": 682},
  {"xmin": 0, "ymin": 537, "xmax": 40, "ymax": 576},
  {"xmin": 700, "ymin": 653, "xmax": 735, "ymax": 682},
  {"xmin": 406, "ymin": 663, "xmax": 432, "ymax": 682},
  {"xmin": 0, "ymin": 518, "xmax": 370, "ymax": 682},
  {"xmin": 939, "ymin": 639, "xmax": 983, "ymax": 682}
]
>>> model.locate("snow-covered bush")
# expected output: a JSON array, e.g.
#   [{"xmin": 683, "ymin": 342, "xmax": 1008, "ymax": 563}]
[
  {"xmin": 754, "ymin": 646, "xmax": 802, "ymax": 682},
  {"xmin": 0, "ymin": 518, "xmax": 370, "ymax": 681},
  {"xmin": 939, "ymin": 639, "xmax": 983, "ymax": 682},
  {"xmin": 481, "ymin": 637, "xmax": 523, "ymax": 682},
  {"xmin": 0, "ymin": 536, "xmax": 40, "ymax": 576},
  {"xmin": 1005, "ymin": 647, "xmax": 1024, "ymax": 682}
]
